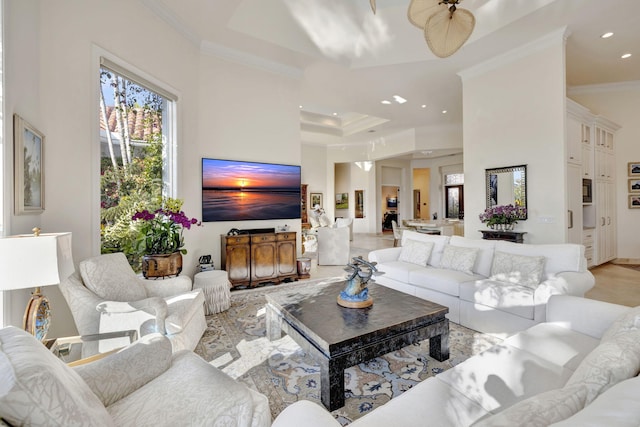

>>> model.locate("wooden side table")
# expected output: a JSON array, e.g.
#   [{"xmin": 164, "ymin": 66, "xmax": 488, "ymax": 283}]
[{"xmin": 479, "ymin": 230, "xmax": 527, "ymax": 243}]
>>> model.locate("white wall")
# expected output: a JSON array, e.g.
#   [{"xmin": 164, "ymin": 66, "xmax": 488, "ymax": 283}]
[
  {"xmin": 460, "ymin": 30, "xmax": 568, "ymax": 243},
  {"xmin": 3, "ymin": 0, "xmax": 301, "ymax": 337},
  {"xmin": 569, "ymin": 83, "xmax": 640, "ymax": 260}
]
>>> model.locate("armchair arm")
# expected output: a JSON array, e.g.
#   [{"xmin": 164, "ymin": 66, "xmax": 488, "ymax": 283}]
[
  {"xmin": 272, "ymin": 401, "xmax": 340, "ymax": 427},
  {"xmin": 367, "ymin": 247, "xmax": 402, "ymax": 264},
  {"xmin": 73, "ymin": 333, "xmax": 172, "ymax": 407},
  {"xmin": 96, "ymin": 297, "xmax": 168, "ymax": 334}
]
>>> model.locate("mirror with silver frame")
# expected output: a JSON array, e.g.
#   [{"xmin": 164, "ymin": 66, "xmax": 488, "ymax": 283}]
[{"xmin": 485, "ymin": 164, "xmax": 527, "ymax": 219}]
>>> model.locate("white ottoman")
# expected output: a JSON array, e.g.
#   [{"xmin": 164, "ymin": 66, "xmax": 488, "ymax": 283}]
[{"xmin": 193, "ymin": 270, "xmax": 231, "ymax": 315}]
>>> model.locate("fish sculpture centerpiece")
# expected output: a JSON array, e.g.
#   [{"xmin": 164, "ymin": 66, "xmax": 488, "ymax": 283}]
[{"xmin": 337, "ymin": 256, "xmax": 383, "ymax": 308}]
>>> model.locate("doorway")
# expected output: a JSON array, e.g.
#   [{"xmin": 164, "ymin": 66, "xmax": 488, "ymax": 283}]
[{"xmin": 445, "ymin": 185, "xmax": 464, "ymax": 219}]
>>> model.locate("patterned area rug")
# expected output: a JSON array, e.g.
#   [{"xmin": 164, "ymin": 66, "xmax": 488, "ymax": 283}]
[{"xmin": 194, "ymin": 278, "xmax": 502, "ymax": 425}]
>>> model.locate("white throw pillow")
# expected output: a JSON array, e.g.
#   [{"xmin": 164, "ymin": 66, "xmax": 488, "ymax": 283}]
[
  {"xmin": 600, "ymin": 305, "xmax": 640, "ymax": 342},
  {"xmin": 318, "ymin": 213, "xmax": 333, "ymax": 227},
  {"xmin": 565, "ymin": 328, "xmax": 640, "ymax": 404},
  {"xmin": 398, "ymin": 239, "xmax": 434, "ymax": 266},
  {"xmin": 439, "ymin": 245, "xmax": 479, "ymax": 275},
  {"xmin": 80, "ymin": 253, "xmax": 147, "ymax": 302},
  {"xmin": 490, "ymin": 251, "xmax": 545, "ymax": 289},
  {"xmin": 473, "ymin": 385, "xmax": 587, "ymax": 427}
]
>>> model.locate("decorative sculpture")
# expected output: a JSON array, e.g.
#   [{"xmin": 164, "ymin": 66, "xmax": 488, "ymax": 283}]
[{"xmin": 337, "ymin": 256, "xmax": 383, "ymax": 308}]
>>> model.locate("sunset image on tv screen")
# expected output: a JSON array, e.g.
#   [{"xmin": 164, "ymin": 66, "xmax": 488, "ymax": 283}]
[{"xmin": 202, "ymin": 158, "xmax": 301, "ymax": 222}]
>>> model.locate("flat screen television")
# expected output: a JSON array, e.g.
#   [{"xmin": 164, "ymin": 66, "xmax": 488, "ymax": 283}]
[{"xmin": 202, "ymin": 158, "xmax": 301, "ymax": 222}]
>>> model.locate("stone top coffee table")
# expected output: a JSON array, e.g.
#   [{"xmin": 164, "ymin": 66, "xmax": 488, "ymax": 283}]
[{"xmin": 265, "ymin": 280, "xmax": 449, "ymax": 411}]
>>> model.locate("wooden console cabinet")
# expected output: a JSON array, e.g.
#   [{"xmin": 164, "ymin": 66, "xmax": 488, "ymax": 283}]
[{"xmin": 222, "ymin": 232, "xmax": 298, "ymax": 288}]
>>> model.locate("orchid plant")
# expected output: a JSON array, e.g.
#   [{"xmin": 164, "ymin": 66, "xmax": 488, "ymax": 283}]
[
  {"xmin": 132, "ymin": 198, "xmax": 201, "ymax": 255},
  {"xmin": 478, "ymin": 204, "xmax": 527, "ymax": 226}
]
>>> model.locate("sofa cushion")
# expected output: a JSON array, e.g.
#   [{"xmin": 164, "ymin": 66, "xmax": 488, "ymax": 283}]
[
  {"xmin": 490, "ymin": 251, "xmax": 545, "ymax": 289},
  {"xmin": 80, "ymin": 252, "xmax": 147, "ymax": 302},
  {"xmin": 549, "ymin": 375, "xmax": 640, "ymax": 427},
  {"xmin": 449, "ymin": 236, "xmax": 496, "ymax": 277},
  {"xmin": 376, "ymin": 261, "xmax": 429, "ymax": 284},
  {"xmin": 494, "ymin": 241, "xmax": 584, "ymax": 277},
  {"xmin": 0, "ymin": 327, "xmax": 114, "ymax": 427},
  {"xmin": 504, "ymin": 323, "xmax": 599, "ymax": 371},
  {"xmin": 600, "ymin": 305, "xmax": 640, "ymax": 342},
  {"xmin": 439, "ymin": 245, "xmax": 479, "ymax": 275},
  {"xmin": 410, "ymin": 267, "xmax": 482, "ymax": 297},
  {"xmin": 565, "ymin": 328, "xmax": 640, "ymax": 404},
  {"xmin": 437, "ymin": 343, "xmax": 573, "ymax": 413},
  {"xmin": 473, "ymin": 385, "xmax": 587, "ymax": 427},
  {"xmin": 400, "ymin": 231, "xmax": 450, "ymax": 267},
  {"xmin": 164, "ymin": 290, "xmax": 206, "ymax": 334},
  {"xmin": 459, "ymin": 280, "xmax": 535, "ymax": 319},
  {"xmin": 398, "ymin": 239, "xmax": 434, "ymax": 266}
]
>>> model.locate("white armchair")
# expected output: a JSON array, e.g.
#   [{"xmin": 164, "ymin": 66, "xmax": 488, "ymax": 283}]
[
  {"xmin": 317, "ymin": 226, "xmax": 350, "ymax": 265},
  {"xmin": 59, "ymin": 252, "xmax": 206, "ymax": 353},
  {"xmin": 0, "ymin": 327, "xmax": 270, "ymax": 427}
]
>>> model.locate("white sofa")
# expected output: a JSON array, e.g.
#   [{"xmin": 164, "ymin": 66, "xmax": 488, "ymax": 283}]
[
  {"xmin": 0, "ymin": 327, "xmax": 270, "ymax": 427},
  {"xmin": 367, "ymin": 231, "xmax": 595, "ymax": 337},
  {"xmin": 272, "ymin": 296, "xmax": 640, "ymax": 427}
]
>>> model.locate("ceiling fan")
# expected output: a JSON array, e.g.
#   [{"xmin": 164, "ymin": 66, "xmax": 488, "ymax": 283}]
[{"xmin": 370, "ymin": 0, "xmax": 476, "ymax": 58}]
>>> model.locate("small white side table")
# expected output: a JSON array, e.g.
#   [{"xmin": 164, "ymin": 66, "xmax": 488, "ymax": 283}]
[{"xmin": 193, "ymin": 270, "xmax": 231, "ymax": 315}]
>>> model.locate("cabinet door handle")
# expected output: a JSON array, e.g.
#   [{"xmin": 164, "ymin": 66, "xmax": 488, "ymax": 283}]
[
  {"xmin": 607, "ymin": 217, "xmax": 611, "ymax": 225},
  {"xmin": 601, "ymin": 217, "xmax": 605, "ymax": 226},
  {"xmin": 568, "ymin": 210, "xmax": 573, "ymax": 229}
]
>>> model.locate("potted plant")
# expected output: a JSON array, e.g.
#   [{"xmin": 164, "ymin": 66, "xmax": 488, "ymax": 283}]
[
  {"xmin": 132, "ymin": 198, "xmax": 201, "ymax": 278},
  {"xmin": 479, "ymin": 204, "xmax": 526, "ymax": 231}
]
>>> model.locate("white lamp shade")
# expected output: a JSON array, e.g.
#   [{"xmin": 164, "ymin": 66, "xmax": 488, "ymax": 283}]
[{"xmin": 0, "ymin": 232, "xmax": 74, "ymax": 291}]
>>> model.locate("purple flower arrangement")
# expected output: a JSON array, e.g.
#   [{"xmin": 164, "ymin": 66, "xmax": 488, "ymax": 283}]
[
  {"xmin": 132, "ymin": 199, "xmax": 201, "ymax": 255},
  {"xmin": 479, "ymin": 204, "xmax": 526, "ymax": 227}
]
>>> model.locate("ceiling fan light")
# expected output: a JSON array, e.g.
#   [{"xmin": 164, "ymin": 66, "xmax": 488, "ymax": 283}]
[
  {"xmin": 424, "ymin": 7, "xmax": 475, "ymax": 58},
  {"xmin": 407, "ymin": 0, "xmax": 445, "ymax": 29}
]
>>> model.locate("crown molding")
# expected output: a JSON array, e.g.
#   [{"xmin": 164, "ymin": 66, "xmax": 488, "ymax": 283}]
[
  {"xmin": 458, "ymin": 27, "xmax": 570, "ymax": 81},
  {"xmin": 568, "ymin": 80, "xmax": 640, "ymax": 95},
  {"xmin": 140, "ymin": 0, "xmax": 201, "ymax": 47},
  {"xmin": 200, "ymin": 41, "xmax": 303, "ymax": 80}
]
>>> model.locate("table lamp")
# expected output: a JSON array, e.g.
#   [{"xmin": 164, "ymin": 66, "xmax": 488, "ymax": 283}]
[{"xmin": 0, "ymin": 230, "xmax": 73, "ymax": 341}]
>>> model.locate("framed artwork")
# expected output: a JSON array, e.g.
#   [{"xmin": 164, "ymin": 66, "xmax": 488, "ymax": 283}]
[
  {"xmin": 355, "ymin": 190, "xmax": 364, "ymax": 218},
  {"xmin": 629, "ymin": 179, "xmax": 640, "ymax": 193},
  {"xmin": 629, "ymin": 162, "xmax": 640, "ymax": 177},
  {"xmin": 335, "ymin": 193, "xmax": 348, "ymax": 209},
  {"xmin": 310, "ymin": 192, "xmax": 323, "ymax": 209},
  {"xmin": 629, "ymin": 195, "xmax": 640, "ymax": 209},
  {"xmin": 14, "ymin": 114, "xmax": 45, "ymax": 215}
]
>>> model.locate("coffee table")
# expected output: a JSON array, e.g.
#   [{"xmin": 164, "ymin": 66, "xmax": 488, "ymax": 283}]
[{"xmin": 266, "ymin": 281, "xmax": 449, "ymax": 410}]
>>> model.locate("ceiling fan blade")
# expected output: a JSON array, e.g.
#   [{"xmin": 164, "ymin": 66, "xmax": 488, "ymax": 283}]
[
  {"xmin": 424, "ymin": 8, "xmax": 475, "ymax": 58},
  {"xmin": 407, "ymin": 0, "xmax": 446, "ymax": 29},
  {"xmin": 370, "ymin": 0, "xmax": 376, "ymax": 14}
]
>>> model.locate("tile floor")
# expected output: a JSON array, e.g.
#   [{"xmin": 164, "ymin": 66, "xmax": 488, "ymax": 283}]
[{"xmin": 307, "ymin": 232, "xmax": 640, "ymax": 308}]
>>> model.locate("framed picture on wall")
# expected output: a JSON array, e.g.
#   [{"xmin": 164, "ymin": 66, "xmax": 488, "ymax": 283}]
[
  {"xmin": 629, "ymin": 179, "xmax": 640, "ymax": 193},
  {"xmin": 14, "ymin": 114, "xmax": 45, "ymax": 215},
  {"xmin": 335, "ymin": 193, "xmax": 348, "ymax": 209},
  {"xmin": 629, "ymin": 162, "xmax": 640, "ymax": 177},
  {"xmin": 630, "ymin": 195, "xmax": 640, "ymax": 209},
  {"xmin": 310, "ymin": 192, "xmax": 323, "ymax": 209}
]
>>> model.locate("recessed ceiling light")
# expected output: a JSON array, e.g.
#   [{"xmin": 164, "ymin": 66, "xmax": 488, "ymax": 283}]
[
  {"xmin": 299, "ymin": 105, "xmax": 303, "ymax": 109},
  {"xmin": 600, "ymin": 32, "xmax": 614, "ymax": 39},
  {"xmin": 332, "ymin": 112, "xmax": 338, "ymax": 116},
  {"xmin": 442, "ymin": 110, "xmax": 447, "ymax": 114},
  {"xmin": 381, "ymin": 100, "xmax": 392, "ymax": 105},
  {"xmin": 393, "ymin": 95, "xmax": 407, "ymax": 104},
  {"xmin": 621, "ymin": 53, "xmax": 632, "ymax": 59}
]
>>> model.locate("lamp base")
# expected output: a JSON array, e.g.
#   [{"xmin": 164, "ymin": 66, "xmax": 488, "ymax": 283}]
[{"xmin": 23, "ymin": 287, "xmax": 51, "ymax": 341}]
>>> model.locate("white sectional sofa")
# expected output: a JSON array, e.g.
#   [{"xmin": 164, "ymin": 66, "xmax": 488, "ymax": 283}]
[
  {"xmin": 367, "ymin": 231, "xmax": 595, "ymax": 337},
  {"xmin": 272, "ymin": 296, "xmax": 640, "ymax": 427}
]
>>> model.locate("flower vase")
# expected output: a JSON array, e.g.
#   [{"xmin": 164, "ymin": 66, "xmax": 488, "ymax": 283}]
[
  {"xmin": 505, "ymin": 223, "xmax": 515, "ymax": 231},
  {"xmin": 142, "ymin": 252, "xmax": 183, "ymax": 278}
]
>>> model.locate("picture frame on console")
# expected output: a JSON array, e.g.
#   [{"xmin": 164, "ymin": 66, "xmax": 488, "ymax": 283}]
[
  {"xmin": 14, "ymin": 114, "xmax": 45, "ymax": 215},
  {"xmin": 629, "ymin": 195, "xmax": 640, "ymax": 209},
  {"xmin": 629, "ymin": 162, "xmax": 640, "ymax": 177},
  {"xmin": 311, "ymin": 192, "xmax": 323, "ymax": 209},
  {"xmin": 628, "ymin": 179, "xmax": 640, "ymax": 193}
]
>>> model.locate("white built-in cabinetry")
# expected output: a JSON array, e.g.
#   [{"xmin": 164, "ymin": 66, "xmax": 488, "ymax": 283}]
[{"xmin": 566, "ymin": 99, "xmax": 619, "ymax": 267}]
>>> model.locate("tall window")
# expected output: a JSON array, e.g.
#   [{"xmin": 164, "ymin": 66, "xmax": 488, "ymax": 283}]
[
  {"xmin": 444, "ymin": 173, "xmax": 464, "ymax": 219},
  {"xmin": 98, "ymin": 58, "xmax": 177, "ymax": 267}
]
